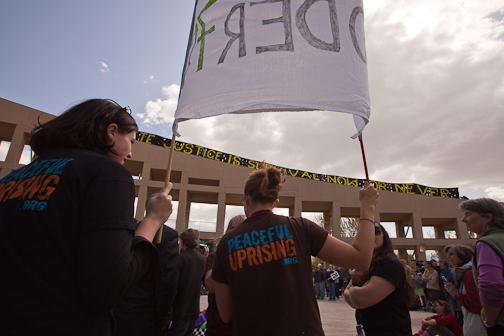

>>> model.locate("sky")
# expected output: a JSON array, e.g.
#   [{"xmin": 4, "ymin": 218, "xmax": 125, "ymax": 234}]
[{"xmin": 1, "ymin": 0, "xmax": 504, "ymax": 205}]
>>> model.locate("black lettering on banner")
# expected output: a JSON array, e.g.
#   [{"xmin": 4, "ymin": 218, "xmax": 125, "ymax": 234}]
[
  {"xmin": 349, "ymin": 6, "xmax": 366, "ymax": 64},
  {"xmin": 219, "ymin": 3, "xmax": 247, "ymax": 64},
  {"xmin": 296, "ymin": 0, "xmax": 340, "ymax": 52},
  {"xmin": 250, "ymin": 0, "xmax": 294, "ymax": 53},
  {"xmin": 136, "ymin": 132, "xmax": 459, "ymax": 198}
]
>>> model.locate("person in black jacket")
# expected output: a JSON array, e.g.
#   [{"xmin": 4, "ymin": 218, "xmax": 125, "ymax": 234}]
[
  {"xmin": 166, "ymin": 229, "xmax": 206, "ymax": 336},
  {"xmin": 0, "ymin": 99, "xmax": 173, "ymax": 336},
  {"xmin": 114, "ymin": 218, "xmax": 179, "ymax": 335}
]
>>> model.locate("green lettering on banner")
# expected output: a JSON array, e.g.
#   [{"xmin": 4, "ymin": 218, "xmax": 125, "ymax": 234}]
[
  {"xmin": 197, "ymin": 0, "xmax": 217, "ymax": 71},
  {"xmin": 135, "ymin": 131, "xmax": 459, "ymax": 198}
]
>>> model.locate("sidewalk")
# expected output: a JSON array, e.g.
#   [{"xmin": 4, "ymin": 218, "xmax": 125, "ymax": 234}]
[{"xmin": 200, "ymin": 295, "xmax": 431, "ymax": 335}]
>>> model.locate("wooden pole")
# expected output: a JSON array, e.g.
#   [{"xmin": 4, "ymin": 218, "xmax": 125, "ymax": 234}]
[
  {"xmin": 358, "ymin": 134, "xmax": 370, "ymax": 183},
  {"xmin": 156, "ymin": 133, "xmax": 177, "ymax": 243}
]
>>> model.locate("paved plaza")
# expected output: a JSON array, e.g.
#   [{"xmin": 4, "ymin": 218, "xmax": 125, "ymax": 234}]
[{"xmin": 200, "ymin": 295, "xmax": 431, "ymax": 335}]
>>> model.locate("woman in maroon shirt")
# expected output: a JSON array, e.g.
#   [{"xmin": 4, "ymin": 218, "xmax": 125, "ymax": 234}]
[{"xmin": 414, "ymin": 300, "xmax": 463, "ymax": 336}]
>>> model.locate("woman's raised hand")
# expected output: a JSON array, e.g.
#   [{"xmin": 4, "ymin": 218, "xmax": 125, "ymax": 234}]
[{"xmin": 359, "ymin": 181, "xmax": 379, "ymax": 209}]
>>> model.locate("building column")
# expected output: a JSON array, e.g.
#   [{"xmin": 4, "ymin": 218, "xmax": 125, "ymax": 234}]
[
  {"xmin": 135, "ymin": 163, "xmax": 151, "ymax": 219},
  {"xmin": 5, "ymin": 126, "xmax": 26, "ymax": 164},
  {"xmin": 397, "ymin": 249, "xmax": 409, "ymax": 261},
  {"xmin": 331, "ymin": 202, "xmax": 341, "ymax": 238},
  {"xmin": 323, "ymin": 210, "xmax": 330, "ymax": 232},
  {"xmin": 397, "ymin": 222, "xmax": 406, "ymax": 238},
  {"xmin": 411, "ymin": 213, "xmax": 423, "ymax": 240},
  {"xmin": 293, "ymin": 197, "xmax": 302, "ymax": 217},
  {"xmin": 455, "ymin": 218, "xmax": 469, "ymax": 239},
  {"xmin": 411, "ymin": 213, "xmax": 426, "ymax": 260},
  {"xmin": 415, "ymin": 246, "xmax": 426, "ymax": 263},
  {"xmin": 374, "ymin": 212, "xmax": 381, "ymax": 224},
  {"xmin": 136, "ymin": 185, "xmax": 148, "ymax": 220},
  {"xmin": 216, "ymin": 192, "xmax": 226, "ymax": 236}
]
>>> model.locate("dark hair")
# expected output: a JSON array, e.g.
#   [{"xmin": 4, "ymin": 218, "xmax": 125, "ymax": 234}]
[
  {"xmin": 444, "ymin": 245, "xmax": 473, "ymax": 265},
  {"xmin": 439, "ymin": 260, "xmax": 449, "ymax": 268},
  {"xmin": 180, "ymin": 228, "xmax": 199, "ymax": 249},
  {"xmin": 181, "ymin": 239, "xmax": 198, "ymax": 249},
  {"xmin": 459, "ymin": 198, "xmax": 504, "ymax": 230},
  {"xmin": 359, "ymin": 224, "xmax": 416, "ymax": 305},
  {"xmin": 370, "ymin": 224, "xmax": 395, "ymax": 266},
  {"xmin": 435, "ymin": 300, "xmax": 453, "ymax": 317},
  {"xmin": 30, "ymin": 99, "xmax": 138, "ymax": 156},
  {"xmin": 424, "ymin": 261, "xmax": 433, "ymax": 267},
  {"xmin": 244, "ymin": 166, "xmax": 285, "ymax": 204}
]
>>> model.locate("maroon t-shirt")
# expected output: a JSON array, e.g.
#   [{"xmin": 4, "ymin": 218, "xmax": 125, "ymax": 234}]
[
  {"xmin": 432, "ymin": 314, "xmax": 463, "ymax": 336},
  {"xmin": 212, "ymin": 213, "xmax": 328, "ymax": 336}
]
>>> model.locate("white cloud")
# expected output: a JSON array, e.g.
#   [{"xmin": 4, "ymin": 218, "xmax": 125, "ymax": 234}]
[
  {"xmin": 99, "ymin": 61, "xmax": 110, "ymax": 73},
  {"xmin": 137, "ymin": 84, "xmax": 180, "ymax": 126},
  {"xmin": 188, "ymin": 203, "xmax": 217, "ymax": 232},
  {"xmin": 143, "ymin": 75, "xmax": 157, "ymax": 84},
  {"xmin": 485, "ymin": 187, "xmax": 504, "ymax": 201}
]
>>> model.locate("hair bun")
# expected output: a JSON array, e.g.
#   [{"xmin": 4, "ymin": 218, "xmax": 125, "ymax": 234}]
[{"xmin": 245, "ymin": 166, "xmax": 285, "ymax": 204}]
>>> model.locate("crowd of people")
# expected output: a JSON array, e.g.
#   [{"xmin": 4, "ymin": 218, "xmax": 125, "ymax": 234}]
[
  {"xmin": 0, "ymin": 99, "xmax": 503, "ymax": 336},
  {"xmin": 312, "ymin": 264, "xmax": 351, "ymax": 301}
]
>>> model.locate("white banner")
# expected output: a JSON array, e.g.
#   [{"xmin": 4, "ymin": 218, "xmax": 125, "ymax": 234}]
[{"xmin": 173, "ymin": 0, "xmax": 370, "ymax": 137}]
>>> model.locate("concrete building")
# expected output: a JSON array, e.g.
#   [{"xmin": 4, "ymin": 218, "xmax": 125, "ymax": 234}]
[{"xmin": 0, "ymin": 97, "xmax": 478, "ymax": 263}]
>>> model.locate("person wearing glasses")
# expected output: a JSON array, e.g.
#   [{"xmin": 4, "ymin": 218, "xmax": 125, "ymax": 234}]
[
  {"xmin": 344, "ymin": 223, "xmax": 416, "ymax": 336},
  {"xmin": 0, "ymin": 99, "xmax": 173, "ymax": 336},
  {"xmin": 211, "ymin": 166, "xmax": 379, "ymax": 336},
  {"xmin": 458, "ymin": 198, "xmax": 504, "ymax": 336}
]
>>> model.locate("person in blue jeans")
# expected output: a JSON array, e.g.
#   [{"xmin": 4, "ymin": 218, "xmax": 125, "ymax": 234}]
[
  {"xmin": 326, "ymin": 265, "xmax": 340, "ymax": 300},
  {"xmin": 314, "ymin": 264, "xmax": 325, "ymax": 300}
]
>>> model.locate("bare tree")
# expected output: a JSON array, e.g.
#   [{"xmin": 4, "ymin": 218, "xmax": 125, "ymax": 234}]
[
  {"xmin": 313, "ymin": 214, "xmax": 360, "ymax": 238},
  {"xmin": 340, "ymin": 217, "xmax": 359, "ymax": 238}
]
